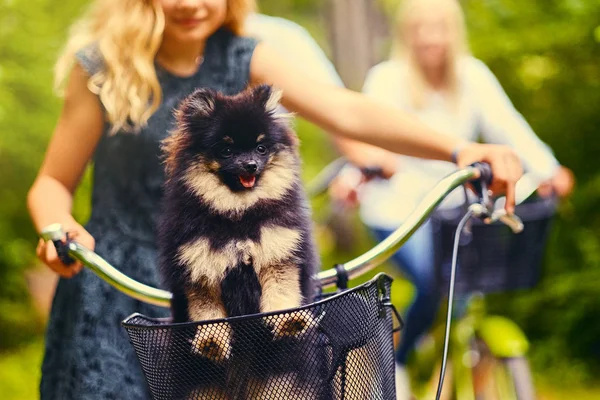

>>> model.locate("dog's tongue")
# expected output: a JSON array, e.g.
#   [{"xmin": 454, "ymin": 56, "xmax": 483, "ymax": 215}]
[{"xmin": 239, "ymin": 175, "xmax": 256, "ymax": 188}]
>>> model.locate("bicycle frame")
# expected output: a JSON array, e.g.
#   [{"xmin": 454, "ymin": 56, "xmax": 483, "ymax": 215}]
[
  {"xmin": 418, "ymin": 295, "xmax": 530, "ymax": 400},
  {"xmin": 40, "ymin": 164, "xmax": 497, "ymax": 308}
]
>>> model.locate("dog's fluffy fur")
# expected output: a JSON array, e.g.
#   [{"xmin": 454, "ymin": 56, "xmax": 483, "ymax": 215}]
[{"xmin": 157, "ymin": 85, "xmax": 324, "ymax": 398}]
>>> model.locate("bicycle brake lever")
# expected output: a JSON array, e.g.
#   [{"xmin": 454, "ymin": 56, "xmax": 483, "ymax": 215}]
[
  {"xmin": 468, "ymin": 162, "xmax": 494, "ymax": 217},
  {"xmin": 489, "ymin": 209, "xmax": 524, "ymax": 234},
  {"xmin": 467, "ymin": 204, "xmax": 524, "ymax": 234}
]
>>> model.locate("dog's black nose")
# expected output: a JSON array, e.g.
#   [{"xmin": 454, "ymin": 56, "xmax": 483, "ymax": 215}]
[{"xmin": 244, "ymin": 161, "xmax": 258, "ymax": 173}]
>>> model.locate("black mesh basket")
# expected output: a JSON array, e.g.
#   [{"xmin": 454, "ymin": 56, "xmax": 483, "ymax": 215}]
[
  {"xmin": 122, "ymin": 273, "xmax": 400, "ymax": 400},
  {"xmin": 433, "ymin": 196, "xmax": 557, "ymax": 294}
]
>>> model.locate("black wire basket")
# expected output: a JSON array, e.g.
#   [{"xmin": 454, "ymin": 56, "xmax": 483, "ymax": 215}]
[
  {"xmin": 122, "ymin": 273, "xmax": 401, "ymax": 400},
  {"xmin": 433, "ymin": 196, "xmax": 557, "ymax": 294}
]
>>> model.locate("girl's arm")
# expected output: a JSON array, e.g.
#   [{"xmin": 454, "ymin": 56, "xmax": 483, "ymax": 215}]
[
  {"xmin": 250, "ymin": 43, "xmax": 460, "ymax": 160},
  {"xmin": 250, "ymin": 43, "xmax": 523, "ymax": 211},
  {"xmin": 332, "ymin": 61, "xmax": 408, "ymax": 177},
  {"xmin": 27, "ymin": 64, "xmax": 104, "ymax": 277}
]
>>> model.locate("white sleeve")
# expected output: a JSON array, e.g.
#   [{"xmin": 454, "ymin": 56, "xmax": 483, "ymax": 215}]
[
  {"xmin": 362, "ymin": 62, "xmax": 405, "ymax": 107},
  {"xmin": 245, "ymin": 14, "xmax": 344, "ymax": 87},
  {"xmin": 470, "ymin": 58, "xmax": 558, "ymax": 180}
]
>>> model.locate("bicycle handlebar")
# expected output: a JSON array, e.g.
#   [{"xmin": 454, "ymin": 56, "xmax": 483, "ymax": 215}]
[
  {"xmin": 40, "ymin": 225, "xmax": 173, "ymax": 307},
  {"xmin": 39, "ymin": 163, "xmax": 522, "ymax": 308}
]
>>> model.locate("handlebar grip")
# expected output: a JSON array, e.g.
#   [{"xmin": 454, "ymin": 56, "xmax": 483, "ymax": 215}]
[
  {"xmin": 468, "ymin": 162, "xmax": 493, "ymax": 204},
  {"xmin": 360, "ymin": 167, "xmax": 383, "ymax": 179},
  {"xmin": 360, "ymin": 166, "xmax": 384, "ymax": 179},
  {"xmin": 53, "ymin": 236, "xmax": 76, "ymax": 266},
  {"xmin": 470, "ymin": 162, "xmax": 493, "ymax": 185},
  {"xmin": 40, "ymin": 223, "xmax": 76, "ymax": 266}
]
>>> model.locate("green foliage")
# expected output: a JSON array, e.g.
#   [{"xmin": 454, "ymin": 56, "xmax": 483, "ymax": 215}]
[
  {"xmin": 0, "ymin": 339, "xmax": 44, "ymax": 399},
  {"xmin": 459, "ymin": 0, "xmax": 600, "ymax": 383},
  {"xmin": 0, "ymin": 0, "xmax": 91, "ymax": 349}
]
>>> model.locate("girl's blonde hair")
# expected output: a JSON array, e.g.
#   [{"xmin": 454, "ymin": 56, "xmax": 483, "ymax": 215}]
[
  {"xmin": 391, "ymin": 0, "xmax": 469, "ymax": 110},
  {"xmin": 55, "ymin": 0, "xmax": 255, "ymax": 135}
]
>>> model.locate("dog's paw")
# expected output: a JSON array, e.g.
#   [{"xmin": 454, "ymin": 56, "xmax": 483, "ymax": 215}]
[
  {"xmin": 190, "ymin": 324, "xmax": 231, "ymax": 362},
  {"xmin": 270, "ymin": 311, "xmax": 315, "ymax": 339}
]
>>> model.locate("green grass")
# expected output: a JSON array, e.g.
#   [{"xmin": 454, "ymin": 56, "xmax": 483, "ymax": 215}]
[
  {"xmin": 537, "ymin": 383, "xmax": 600, "ymax": 400},
  {"xmin": 0, "ymin": 338, "xmax": 43, "ymax": 400}
]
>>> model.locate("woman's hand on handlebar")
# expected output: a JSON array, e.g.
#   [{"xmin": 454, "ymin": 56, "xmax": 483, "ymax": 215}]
[
  {"xmin": 329, "ymin": 167, "xmax": 364, "ymax": 208},
  {"xmin": 537, "ymin": 165, "xmax": 575, "ymax": 199},
  {"xmin": 454, "ymin": 143, "xmax": 523, "ymax": 214},
  {"xmin": 36, "ymin": 219, "xmax": 95, "ymax": 278}
]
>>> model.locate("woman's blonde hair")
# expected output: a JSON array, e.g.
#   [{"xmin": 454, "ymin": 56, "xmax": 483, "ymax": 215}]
[
  {"xmin": 55, "ymin": 0, "xmax": 255, "ymax": 135},
  {"xmin": 391, "ymin": 0, "xmax": 469, "ymax": 110}
]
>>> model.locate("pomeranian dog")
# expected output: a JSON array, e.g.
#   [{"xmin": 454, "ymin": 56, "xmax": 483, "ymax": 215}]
[{"xmin": 157, "ymin": 85, "xmax": 324, "ymax": 399}]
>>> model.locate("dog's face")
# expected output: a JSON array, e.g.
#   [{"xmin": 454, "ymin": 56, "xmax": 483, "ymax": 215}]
[
  {"xmin": 163, "ymin": 85, "xmax": 300, "ymax": 216},
  {"xmin": 208, "ymin": 107, "xmax": 280, "ymax": 192}
]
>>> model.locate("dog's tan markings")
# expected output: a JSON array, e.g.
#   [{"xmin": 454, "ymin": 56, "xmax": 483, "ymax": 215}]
[
  {"xmin": 183, "ymin": 150, "xmax": 298, "ymax": 219},
  {"xmin": 248, "ymin": 373, "xmax": 316, "ymax": 399},
  {"xmin": 265, "ymin": 87, "xmax": 283, "ymax": 114},
  {"xmin": 235, "ymin": 241, "xmax": 253, "ymax": 265},
  {"xmin": 259, "ymin": 261, "xmax": 302, "ymax": 313},
  {"xmin": 178, "ymin": 237, "xmax": 264, "ymax": 284},
  {"xmin": 253, "ymin": 225, "xmax": 302, "ymax": 270},
  {"xmin": 222, "ymin": 136, "xmax": 234, "ymax": 144},
  {"xmin": 186, "ymin": 282, "xmax": 225, "ymax": 322},
  {"xmin": 256, "ymin": 86, "xmax": 295, "ymax": 126},
  {"xmin": 161, "ymin": 129, "xmax": 191, "ymax": 178},
  {"xmin": 207, "ymin": 160, "xmax": 220, "ymax": 172},
  {"xmin": 186, "ymin": 284, "xmax": 232, "ymax": 362},
  {"xmin": 256, "ymin": 134, "xmax": 265, "ymax": 143},
  {"xmin": 178, "ymin": 238, "xmax": 236, "ymax": 287}
]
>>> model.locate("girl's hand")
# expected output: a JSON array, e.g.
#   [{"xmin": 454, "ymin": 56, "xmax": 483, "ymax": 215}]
[
  {"xmin": 537, "ymin": 166, "xmax": 575, "ymax": 199},
  {"xmin": 455, "ymin": 143, "xmax": 523, "ymax": 214},
  {"xmin": 551, "ymin": 165, "xmax": 575, "ymax": 198},
  {"xmin": 328, "ymin": 167, "xmax": 364, "ymax": 209},
  {"xmin": 36, "ymin": 221, "xmax": 95, "ymax": 278}
]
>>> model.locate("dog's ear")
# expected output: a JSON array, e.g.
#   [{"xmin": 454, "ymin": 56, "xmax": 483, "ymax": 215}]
[
  {"xmin": 163, "ymin": 89, "xmax": 220, "ymax": 179},
  {"xmin": 175, "ymin": 88, "xmax": 220, "ymax": 123},
  {"xmin": 286, "ymin": 128, "xmax": 300, "ymax": 148},
  {"xmin": 161, "ymin": 129, "xmax": 189, "ymax": 179},
  {"xmin": 252, "ymin": 84, "xmax": 282, "ymax": 114}
]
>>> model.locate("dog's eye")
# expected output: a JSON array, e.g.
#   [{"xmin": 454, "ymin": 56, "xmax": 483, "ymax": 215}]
[
  {"xmin": 220, "ymin": 148, "xmax": 233, "ymax": 158},
  {"xmin": 256, "ymin": 145, "xmax": 267, "ymax": 155}
]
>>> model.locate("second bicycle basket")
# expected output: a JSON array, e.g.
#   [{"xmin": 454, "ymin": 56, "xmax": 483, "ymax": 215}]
[
  {"xmin": 433, "ymin": 196, "xmax": 557, "ymax": 294},
  {"xmin": 122, "ymin": 273, "xmax": 398, "ymax": 400}
]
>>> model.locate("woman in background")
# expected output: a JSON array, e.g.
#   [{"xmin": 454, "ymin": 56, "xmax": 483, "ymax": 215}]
[{"xmin": 334, "ymin": 0, "xmax": 574, "ymax": 397}]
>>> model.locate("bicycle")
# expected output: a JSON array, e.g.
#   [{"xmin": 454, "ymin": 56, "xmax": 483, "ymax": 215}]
[
  {"xmin": 40, "ymin": 161, "xmax": 525, "ymax": 400},
  {"xmin": 408, "ymin": 193, "xmax": 556, "ymax": 400},
  {"xmin": 313, "ymin": 160, "xmax": 554, "ymax": 400}
]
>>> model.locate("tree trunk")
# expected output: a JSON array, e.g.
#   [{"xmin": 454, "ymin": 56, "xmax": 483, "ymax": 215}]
[
  {"xmin": 324, "ymin": 0, "xmax": 390, "ymax": 90},
  {"xmin": 322, "ymin": 0, "xmax": 390, "ymax": 251}
]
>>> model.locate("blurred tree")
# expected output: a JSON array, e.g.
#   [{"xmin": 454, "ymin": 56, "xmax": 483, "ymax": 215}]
[
  {"xmin": 323, "ymin": 0, "xmax": 389, "ymax": 89},
  {"xmin": 0, "ymin": 0, "xmax": 94, "ymax": 348}
]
